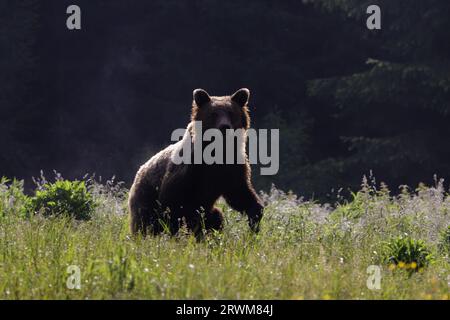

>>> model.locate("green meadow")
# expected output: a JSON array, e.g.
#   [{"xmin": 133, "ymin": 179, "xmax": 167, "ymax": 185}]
[{"xmin": 0, "ymin": 176, "xmax": 449, "ymax": 299}]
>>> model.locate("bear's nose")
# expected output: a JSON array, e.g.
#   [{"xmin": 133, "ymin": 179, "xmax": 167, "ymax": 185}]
[{"xmin": 219, "ymin": 124, "xmax": 231, "ymax": 132}]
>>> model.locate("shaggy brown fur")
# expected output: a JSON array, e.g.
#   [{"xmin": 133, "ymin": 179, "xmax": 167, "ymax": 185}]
[{"xmin": 128, "ymin": 88, "xmax": 264, "ymax": 236}]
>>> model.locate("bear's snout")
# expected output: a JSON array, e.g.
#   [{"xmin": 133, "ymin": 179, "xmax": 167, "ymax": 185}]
[
  {"xmin": 216, "ymin": 115, "xmax": 233, "ymax": 132},
  {"xmin": 218, "ymin": 124, "xmax": 231, "ymax": 132}
]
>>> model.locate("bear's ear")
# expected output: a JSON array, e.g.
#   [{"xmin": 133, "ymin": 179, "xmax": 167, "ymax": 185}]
[
  {"xmin": 193, "ymin": 89, "xmax": 211, "ymax": 107},
  {"xmin": 231, "ymin": 88, "xmax": 250, "ymax": 107}
]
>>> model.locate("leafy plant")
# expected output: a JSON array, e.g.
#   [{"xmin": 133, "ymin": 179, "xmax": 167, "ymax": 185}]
[
  {"xmin": 0, "ymin": 177, "xmax": 29, "ymax": 218},
  {"xmin": 383, "ymin": 236, "xmax": 434, "ymax": 272},
  {"xmin": 332, "ymin": 191, "xmax": 367, "ymax": 220},
  {"xmin": 439, "ymin": 225, "xmax": 450, "ymax": 254},
  {"xmin": 27, "ymin": 180, "xmax": 95, "ymax": 220}
]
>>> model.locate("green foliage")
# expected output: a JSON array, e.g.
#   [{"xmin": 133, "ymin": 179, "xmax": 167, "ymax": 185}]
[
  {"xmin": 331, "ymin": 176, "xmax": 392, "ymax": 220},
  {"xmin": 332, "ymin": 191, "xmax": 366, "ymax": 220},
  {"xmin": 0, "ymin": 177, "xmax": 29, "ymax": 218},
  {"xmin": 27, "ymin": 180, "xmax": 95, "ymax": 220},
  {"xmin": 383, "ymin": 236, "xmax": 434, "ymax": 272},
  {"xmin": 0, "ymin": 177, "xmax": 449, "ymax": 299},
  {"xmin": 439, "ymin": 226, "xmax": 450, "ymax": 254}
]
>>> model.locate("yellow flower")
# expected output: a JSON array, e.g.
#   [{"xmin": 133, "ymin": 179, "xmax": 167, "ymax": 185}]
[
  {"xmin": 388, "ymin": 264, "xmax": 396, "ymax": 271},
  {"xmin": 398, "ymin": 261, "xmax": 406, "ymax": 268},
  {"xmin": 441, "ymin": 294, "xmax": 449, "ymax": 300},
  {"xmin": 322, "ymin": 294, "xmax": 332, "ymax": 300},
  {"xmin": 410, "ymin": 262, "xmax": 417, "ymax": 269}
]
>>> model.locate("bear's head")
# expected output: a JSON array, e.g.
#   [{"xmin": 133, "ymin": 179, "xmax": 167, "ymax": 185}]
[{"xmin": 191, "ymin": 88, "xmax": 251, "ymax": 132}]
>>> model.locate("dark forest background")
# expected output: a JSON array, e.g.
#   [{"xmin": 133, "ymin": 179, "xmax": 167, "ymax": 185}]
[{"xmin": 1, "ymin": 0, "xmax": 450, "ymax": 201}]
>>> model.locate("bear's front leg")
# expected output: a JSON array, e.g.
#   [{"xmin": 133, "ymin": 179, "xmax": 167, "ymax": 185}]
[{"xmin": 223, "ymin": 176, "xmax": 264, "ymax": 233}]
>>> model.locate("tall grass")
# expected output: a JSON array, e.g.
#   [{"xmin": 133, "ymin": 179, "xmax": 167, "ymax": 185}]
[{"xmin": 0, "ymin": 175, "xmax": 449, "ymax": 299}]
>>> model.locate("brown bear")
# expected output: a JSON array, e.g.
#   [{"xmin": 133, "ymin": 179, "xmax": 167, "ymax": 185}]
[{"xmin": 128, "ymin": 88, "xmax": 264, "ymax": 236}]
